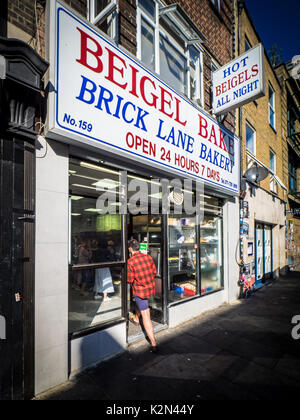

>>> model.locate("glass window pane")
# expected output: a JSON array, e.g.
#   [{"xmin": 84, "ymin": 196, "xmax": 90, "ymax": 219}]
[
  {"xmin": 139, "ymin": 0, "xmax": 156, "ymax": 20},
  {"xmin": 141, "ymin": 18, "xmax": 155, "ymax": 72},
  {"xmin": 269, "ymin": 107, "xmax": 275, "ymax": 128},
  {"xmin": 200, "ymin": 216, "xmax": 222, "ymax": 294},
  {"xmin": 246, "ymin": 123, "xmax": 255, "ymax": 154},
  {"xmin": 160, "ymin": 36, "xmax": 187, "ymax": 95},
  {"xmin": 270, "ymin": 150, "xmax": 275, "ymax": 172},
  {"xmin": 269, "ymin": 85, "xmax": 274, "ymax": 108},
  {"xmin": 168, "ymin": 216, "xmax": 197, "ymax": 303},
  {"xmin": 95, "ymin": 0, "xmax": 111, "ymax": 17},
  {"xmin": 69, "ymin": 159, "xmax": 124, "ymax": 265},
  {"xmin": 245, "ymin": 37, "xmax": 251, "ymax": 52},
  {"xmin": 190, "ymin": 46, "xmax": 200, "ymax": 101},
  {"xmin": 69, "ymin": 266, "xmax": 123, "ymax": 333}
]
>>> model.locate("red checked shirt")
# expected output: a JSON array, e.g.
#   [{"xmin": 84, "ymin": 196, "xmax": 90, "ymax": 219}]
[{"xmin": 127, "ymin": 252, "xmax": 157, "ymax": 299}]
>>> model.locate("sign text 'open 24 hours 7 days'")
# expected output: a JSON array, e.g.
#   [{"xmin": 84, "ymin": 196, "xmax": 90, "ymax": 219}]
[{"xmin": 47, "ymin": 2, "xmax": 240, "ymax": 195}]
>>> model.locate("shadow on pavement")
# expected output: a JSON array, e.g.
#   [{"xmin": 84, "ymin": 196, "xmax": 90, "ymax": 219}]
[{"xmin": 36, "ymin": 272, "xmax": 300, "ymax": 400}]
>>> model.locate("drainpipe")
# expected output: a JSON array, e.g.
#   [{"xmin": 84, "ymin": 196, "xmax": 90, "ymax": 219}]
[{"xmin": 238, "ymin": 0, "xmax": 245, "ymax": 297}]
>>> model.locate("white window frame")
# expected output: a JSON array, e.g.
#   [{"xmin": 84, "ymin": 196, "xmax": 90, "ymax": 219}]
[
  {"xmin": 246, "ymin": 121, "xmax": 256, "ymax": 156},
  {"xmin": 210, "ymin": 0, "xmax": 221, "ymax": 12},
  {"xmin": 269, "ymin": 148, "xmax": 276, "ymax": 174},
  {"xmin": 137, "ymin": 0, "xmax": 204, "ymax": 106},
  {"xmin": 269, "ymin": 148, "xmax": 278, "ymax": 192},
  {"xmin": 88, "ymin": 0, "xmax": 118, "ymax": 41},
  {"xmin": 268, "ymin": 82, "xmax": 276, "ymax": 130}
]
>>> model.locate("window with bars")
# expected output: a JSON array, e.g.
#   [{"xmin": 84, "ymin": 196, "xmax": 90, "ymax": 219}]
[{"xmin": 137, "ymin": 0, "xmax": 204, "ymax": 105}]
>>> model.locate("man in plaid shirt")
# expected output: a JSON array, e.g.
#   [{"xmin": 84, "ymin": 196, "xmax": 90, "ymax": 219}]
[{"xmin": 127, "ymin": 239, "xmax": 158, "ymax": 352}]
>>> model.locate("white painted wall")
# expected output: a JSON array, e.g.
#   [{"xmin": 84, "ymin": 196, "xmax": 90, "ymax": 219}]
[{"xmin": 35, "ymin": 137, "xmax": 69, "ymax": 395}]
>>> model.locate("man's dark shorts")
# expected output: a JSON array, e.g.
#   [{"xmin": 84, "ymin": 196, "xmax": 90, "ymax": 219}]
[{"xmin": 134, "ymin": 295, "xmax": 149, "ymax": 311}]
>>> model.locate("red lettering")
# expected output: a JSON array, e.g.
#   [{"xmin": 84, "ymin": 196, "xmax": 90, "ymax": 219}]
[
  {"xmin": 140, "ymin": 76, "xmax": 158, "ymax": 108},
  {"xmin": 208, "ymin": 125, "xmax": 218, "ymax": 146},
  {"xmin": 174, "ymin": 98, "xmax": 187, "ymax": 127},
  {"xmin": 159, "ymin": 87, "xmax": 173, "ymax": 118},
  {"xmin": 222, "ymin": 81, "xmax": 227, "ymax": 94},
  {"xmin": 219, "ymin": 130, "xmax": 228, "ymax": 152},
  {"xmin": 76, "ymin": 28, "xmax": 103, "ymax": 73},
  {"xmin": 105, "ymin": 47, "xmax": 127, "ymax": 90},
  {"xmin": 238, "ymin": 72, "xmax": 244, "ymax": 84},
  {"xmin": 198, "ymin": 115, "xmax": 208, "ymax": 138},
  {"xmin": 129, "ymin": 65, "xmax": 139, "ymax": 98},
  {"xmin": 252, "ymin": 64, "xmax": 259, "ymax": 77},
  {"xmin": 216, "ymin": 85, "xmax": 222, "ymax": 96}
]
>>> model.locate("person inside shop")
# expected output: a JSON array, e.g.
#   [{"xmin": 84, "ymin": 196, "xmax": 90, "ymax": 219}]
[
  {"xmin": 127, "ymin": 239, "xmax": 158, "ymax": 353},
  {"xmin": 77, "ymin": 238, "xmax": 92, "ymax": 296},
  {"xmin": 93, "ymin": 240, "xmax": 115, "ymax": 301}
]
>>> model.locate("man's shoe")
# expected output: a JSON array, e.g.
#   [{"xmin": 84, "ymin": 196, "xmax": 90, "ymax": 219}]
[{"xmin": 150, "ymin": 345, "xmax": 158, "ymax": 353}]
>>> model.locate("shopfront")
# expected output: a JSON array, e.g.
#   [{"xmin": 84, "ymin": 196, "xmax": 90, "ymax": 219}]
[
  {"xmin": 34, "ymin": 1, "xmax": 240, "ymax": 395},
  {"xmin": 67, "ymin": 155, "xmax": 225, "ymax": 341}
]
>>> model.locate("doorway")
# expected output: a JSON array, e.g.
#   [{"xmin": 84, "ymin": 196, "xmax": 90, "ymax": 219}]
[
  {"xmin": 127, "ymin": 214, "xmax": 166, "ymax": 341},
  {"xmin": 255, "ymin": 223, "xmax": 273, "ymax": 287}
]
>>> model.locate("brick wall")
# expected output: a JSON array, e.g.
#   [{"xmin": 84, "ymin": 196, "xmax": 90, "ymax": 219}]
[
  {"xmin": 241, "ymin": 7, "xmax": 284, "ymax": 200},
  {"xmin": 164, "ymin": 0, "xmax": 235, "ymax": 131}
]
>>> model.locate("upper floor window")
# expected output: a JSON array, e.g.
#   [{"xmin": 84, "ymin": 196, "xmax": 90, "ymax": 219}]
[
  {"xmin": 210, "ymin": 0, "xmax": 221, "ymax": 12},
  {"xmin": 268, "ymin": 83, "xmax": 275, "ymax": 130},
  {"xmin": 289, "ymin": 151, "xmax": 298, "ymax": 194},
  {"xmin": 269, "ymin": 149, "xmax": 276, "ymax": 174},
  {"xmin": 269, "ymin": 148, "xmax": 277, "ymax": 193},
  {"xmin": 88, "ymin": 0, "xmax": 118, "ymax": 40},
  {"xmin": 137, "ymin": 0, "xmax": 204, "ymax": 105},
  {"xmin": 245, "ymin": 35, "xmax": 252, "ymax": 52},
  {"xmin": 246, "ymin": 122, "xmax": 256, "ymax": 155}
]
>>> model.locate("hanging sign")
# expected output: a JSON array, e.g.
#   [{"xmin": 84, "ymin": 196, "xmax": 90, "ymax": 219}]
[
  {"xmin": 212, "ymin": 44, "xmax": 265, "ymax": 115},
  {"xmin": 46, "ymin": 1, "xmax": 240, "ymax": 195}
]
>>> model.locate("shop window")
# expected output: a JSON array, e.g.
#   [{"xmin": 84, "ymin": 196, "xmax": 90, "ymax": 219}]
[
  {"xmin": 200, "ymin": 198, "xmax": 223, "ymax": 294},
  {"xmin": 168, "ymin": 215, "xmax": 197, "ymax": 303},
  {"xmin": 168, "ymin": 193, "xmax": 223, "ymax": 303},
  {"xmin": 246, "ymin": 122, "xmax": 256, "ymax": 155},
  {"xmin": 88, "ymin": 0, "xmax": 118, "ymax": 40},
  {"xmin": 137, "ymin": 0, "xmax": 204, "ymax": 104},
  {"xmin": 268, "ymin": 83, "xmax": 275, "ymax": 130},
  {"xmin": 69, "ymin": 158, "xmax": 125, "ymax": 334}
]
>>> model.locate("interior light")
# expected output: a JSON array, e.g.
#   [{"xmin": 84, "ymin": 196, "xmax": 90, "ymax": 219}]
[{"xmin": 80, "ymin": 161, "xmax": 119, "ymax": 175}]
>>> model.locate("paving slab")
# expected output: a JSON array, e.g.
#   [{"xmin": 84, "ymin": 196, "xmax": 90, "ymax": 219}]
[{"xmin": 35, "ymin": 272, "xmax": 300, "ymax": 401}]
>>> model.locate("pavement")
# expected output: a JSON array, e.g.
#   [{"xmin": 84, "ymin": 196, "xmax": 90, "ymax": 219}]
[{"xmin": 35, "ymin": 269, "xmax": 300, "ymax": 401}]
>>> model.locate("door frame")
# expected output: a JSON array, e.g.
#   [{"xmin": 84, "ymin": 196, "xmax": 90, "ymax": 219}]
[{"xmin": 255, "ymin": 222, "xmax": 274, "ymax": 287}]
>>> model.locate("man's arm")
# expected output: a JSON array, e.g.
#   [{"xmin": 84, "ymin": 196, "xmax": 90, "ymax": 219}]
[{"xmin": 127, "ymin": 260, "xmax": 134, "ymax": 284}]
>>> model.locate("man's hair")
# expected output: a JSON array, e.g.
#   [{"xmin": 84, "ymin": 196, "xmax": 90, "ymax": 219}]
[{"xmin": 128, "ymin": 239, "xmax": 140, "ymax": 252}]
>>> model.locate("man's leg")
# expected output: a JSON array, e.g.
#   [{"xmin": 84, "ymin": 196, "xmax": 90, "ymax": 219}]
[{"xmin": 140, "ymin": 309, "xmax": 156, "ymax": 347}]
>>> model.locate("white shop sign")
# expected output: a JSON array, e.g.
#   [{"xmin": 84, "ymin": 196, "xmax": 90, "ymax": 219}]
[
  {"xmin": 46, "ymin": 1, "xmax": 240, "ymax": 195},
  {"xmin": 212, "ymin": 44, "xmax": 265, "ymax": 115}
]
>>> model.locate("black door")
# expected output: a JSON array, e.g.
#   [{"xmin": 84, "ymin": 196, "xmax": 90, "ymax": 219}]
[{"xmin": 0, "ymin": 137, "xmax": 35, "ymax": 400}]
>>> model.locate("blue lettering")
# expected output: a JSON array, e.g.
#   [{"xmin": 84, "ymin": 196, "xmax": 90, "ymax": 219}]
[
  {"xmin": 156, "ymin": 119, "xmax": 166, "ymax": 141},
  {"xmin": 199, "ymin": 143, "xmax": 207, "ymax": 159},
  {"xmin": 76, "ymin": 75, "xmax": 97, "ymax": 105},
  {"xmin": 134, "ymin": 107, "xmax": 149, "ymax": 132},
  {"xmin": 186, "ymin": 136, "xmax": 194, "ymax": 154},
  {"xmin": 112, "ymin": 95, "xmax": 124, "ymax": 119},
  {"xmin": 122, "ymin": 101, "xmax": 135, "ymax": 124},
  {"xmin": 94, "ymin": 85, "xmax": 113, "ymax": 114},
  {"xmin": 213, "ymin": 151, "xmax": 220, "ymax": 167}
]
